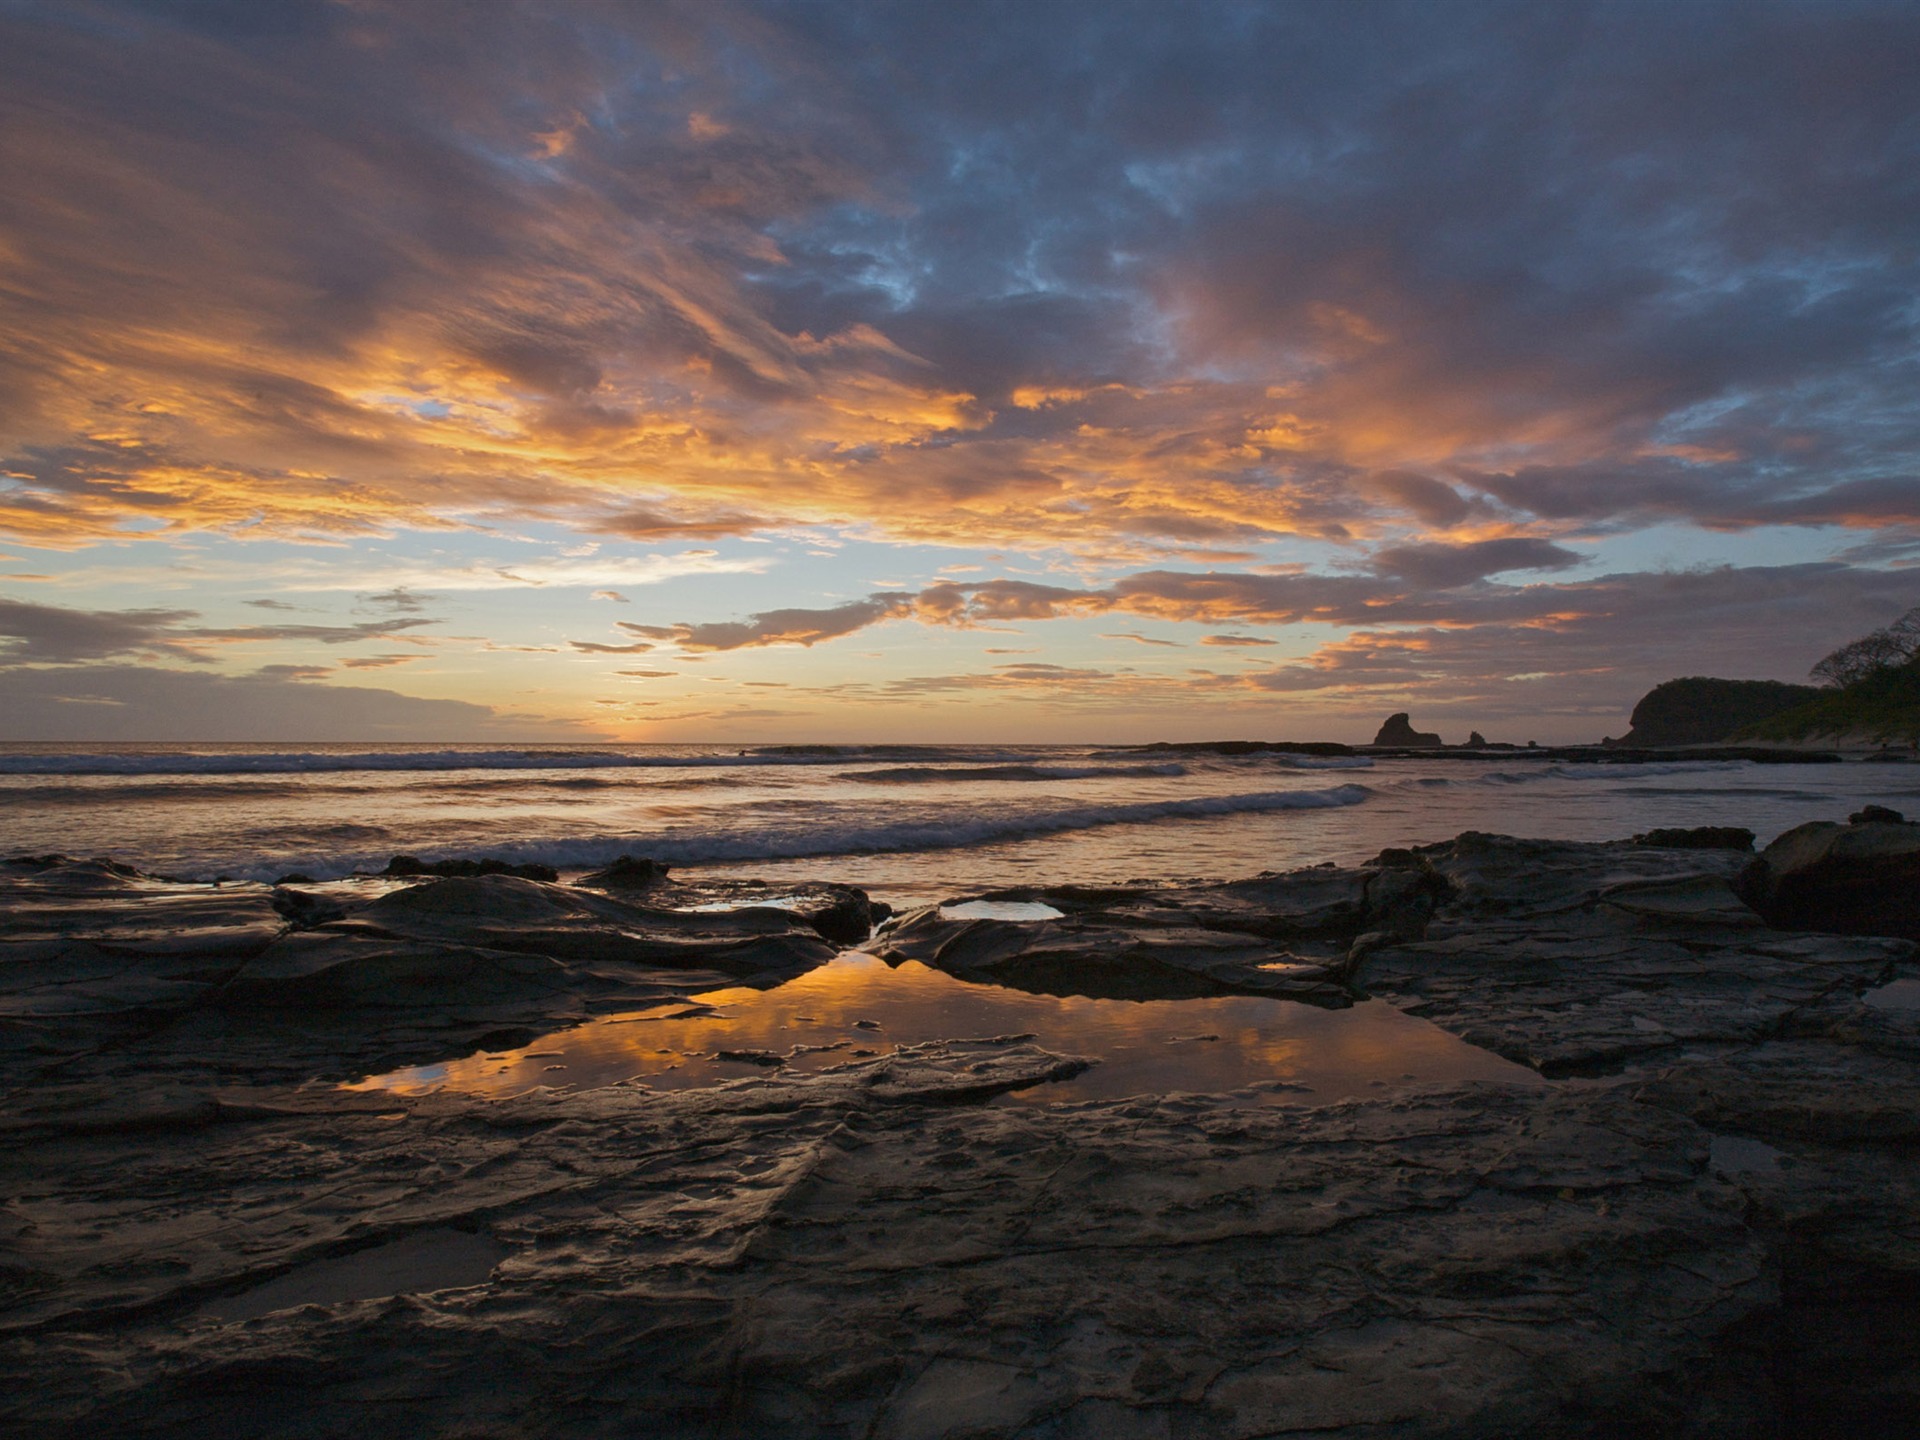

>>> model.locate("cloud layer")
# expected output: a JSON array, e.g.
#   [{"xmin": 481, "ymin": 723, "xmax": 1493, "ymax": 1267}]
[
  {"xmin": 1, "ymin": 0, "xmax": 1916, "ymax": 561},
  {"xmin": 0, "ymin": 664, "xmax": 586, "ymax": 742},
  {"xmin": 3, "ymin": 2, "xmax": 1917, "ymax": 739}
]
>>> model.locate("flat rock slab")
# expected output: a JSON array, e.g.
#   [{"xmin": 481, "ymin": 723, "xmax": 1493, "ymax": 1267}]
[
  {"xmin": 0, "ymin": 863, "xmax": 292, "ymax": 1059},
  {"xmin": 0, "ymin": 1056, "xmax": 1777, "ymax": 1440},
  {"xmin": 873, "ymin": 908, "xmax": 1355, "ymax": 1003},
  {"xmin": 869, "ymin": 862, "xmax": 1449, "ymax": 1004},
  {"xmin": 572, "ymin": 866, "xmax": 883, "ymax": 945},
  {"xmin": 1354, "ymin": 835, "xmax": 1914, "ymax": 1075},
  {"xmin": 8, "ymin": 832, "xmax": 1920, "ymax": 1435},
  {"xmin": 0, "ymin": 862, "xmax": 858, "ymax": 1086}
]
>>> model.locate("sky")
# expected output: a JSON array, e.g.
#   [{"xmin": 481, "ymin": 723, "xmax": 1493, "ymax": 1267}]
[{"xmin": 1, "ymin": 0, "xmax": 1917, "ymax": 744}]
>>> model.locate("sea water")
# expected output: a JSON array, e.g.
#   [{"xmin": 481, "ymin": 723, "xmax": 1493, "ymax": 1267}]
[
  {"xmin": 5, "ymin": 741, "xmax": 1905, "ymax": 1103},
  {"xmin": 0, "ymin": 742, "xmax": 1906, "ymax": 903}
]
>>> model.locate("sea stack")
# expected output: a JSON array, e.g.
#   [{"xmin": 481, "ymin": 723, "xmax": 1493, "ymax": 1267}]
[{"xmin": 1372, "ymin": 712, "xmax": 1443, "ymax": 747}]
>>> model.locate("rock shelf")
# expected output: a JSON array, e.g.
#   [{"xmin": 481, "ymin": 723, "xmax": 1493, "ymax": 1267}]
[{"xmin": 2, "ymin": 826, "xmax": 1918, "ymax": 1437}]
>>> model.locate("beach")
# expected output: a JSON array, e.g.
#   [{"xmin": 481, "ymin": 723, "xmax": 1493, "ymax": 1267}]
[
  {"xmin": 3, "ymin": 749, "xmax": 1919, "ymax": 1436},
  {"xmin": 3, "ymin": 740, "xmax": 1909, "ymax": 897}
]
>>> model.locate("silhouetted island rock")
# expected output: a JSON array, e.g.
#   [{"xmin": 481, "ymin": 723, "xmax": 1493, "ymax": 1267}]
[
  {"xmin": 1610, "ymin": 676, "xmax": 1820, "ymax": 747},
  {"xmin": 1372, "ymin": 711, "xmax": 1443, "ymax": 746}
]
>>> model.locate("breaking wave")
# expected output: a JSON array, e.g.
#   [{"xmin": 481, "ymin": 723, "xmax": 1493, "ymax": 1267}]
[
  {"xmin": 1476, "ymin": 761, "xmax": 1746, "ymax": 785},
  {"xmin": 0, "ymin": 745, "xmax": 1108, "ymax": 778},
  {"xmin": 848, "ymin": 763, "xmax": 1188, "ymax": 784},
  {"xmin": 231, "ymin": 783, "xmax": 1373, "ymax": 880}
]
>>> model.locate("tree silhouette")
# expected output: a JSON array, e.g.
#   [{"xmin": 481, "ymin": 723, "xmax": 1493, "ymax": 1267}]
[{"xmin": 1810, "ymin": 607, "xmax": 1920, "ymax": 688}]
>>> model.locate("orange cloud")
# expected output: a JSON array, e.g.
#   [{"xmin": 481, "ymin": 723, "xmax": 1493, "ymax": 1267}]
[{"xmin": 2, "ymin": 0, "xmax": 1913, "ymax": 588}]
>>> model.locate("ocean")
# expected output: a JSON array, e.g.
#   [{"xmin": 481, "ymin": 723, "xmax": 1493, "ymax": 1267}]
[{"xmin": 2, "ymin": 742, "xmax": 1909, "ymax": 904}]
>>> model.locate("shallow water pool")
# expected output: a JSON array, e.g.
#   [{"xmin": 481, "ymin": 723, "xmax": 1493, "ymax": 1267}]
[{"xmin": 345, "ymin": 950, "xmax": 1541, "ymax": 1105}]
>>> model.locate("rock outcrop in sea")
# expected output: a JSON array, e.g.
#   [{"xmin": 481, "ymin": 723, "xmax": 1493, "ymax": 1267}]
[
  {"xmin": 3, "ymin": 827, "xmax": 1919, "ymax": 1437},
  {"xmin": 1371, "ymin": 711, "xmax": 1443, "ymax": 746}
]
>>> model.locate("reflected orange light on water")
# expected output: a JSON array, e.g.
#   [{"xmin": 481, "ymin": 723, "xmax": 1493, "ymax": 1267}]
[{"xmin": 345, "ymin": 951, "xmax": 1540, "ymax": 1106}]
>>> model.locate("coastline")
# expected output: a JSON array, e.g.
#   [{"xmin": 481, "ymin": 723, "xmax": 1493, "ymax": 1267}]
[
  {"xmin": 4, "ymin": 740, "xmax": 1908, "ymax": 892},
  {"xmin": 4, "ymin": 812, "xmax": 1919, "ymax": 1436}
]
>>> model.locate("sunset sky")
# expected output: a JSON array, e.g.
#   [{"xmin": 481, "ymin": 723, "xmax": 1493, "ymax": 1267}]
[{"xmin": 2, "ymin": 0, "xmax": 1917, "ymax": 743}]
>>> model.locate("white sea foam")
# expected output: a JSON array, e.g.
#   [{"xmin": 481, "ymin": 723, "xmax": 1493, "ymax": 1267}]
[
  {"xmin": 1255, "ymin": 754, "xmax": 1375, "ymax": 770},
  {"xmin": 0, "ymin": 746, "xmax": 1155, "ymax": 778},
  {"xmin": 1476, "ymin": 760, "xmax": 1746, "ymax": 785},
  {"xmin": 849, "ymin": 763, "xmax": 1188, "ymax": 784},
  {"xmin": 230, "ymin": 784, "xmax": 1373, "ymax": 881},
  {"xmin": 0, "ymin": 750, "xmax": 892, "ymax": 777}
]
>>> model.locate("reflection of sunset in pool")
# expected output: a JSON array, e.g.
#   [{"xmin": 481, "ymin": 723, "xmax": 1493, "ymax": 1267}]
[{"xmin": 345, "ymin": 951, "xmax": 1540, "ymax": 1105}]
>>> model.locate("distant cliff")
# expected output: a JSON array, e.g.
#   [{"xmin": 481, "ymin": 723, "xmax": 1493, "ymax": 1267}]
[{"xmin": 1611, "ymin": 677, "xmax": 1822, "ymax": 747}]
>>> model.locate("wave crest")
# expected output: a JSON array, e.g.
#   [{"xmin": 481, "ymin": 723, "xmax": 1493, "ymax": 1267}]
[{"xmin": 236, "ymin": 783, "xmax": 1372, "ymax": 880}]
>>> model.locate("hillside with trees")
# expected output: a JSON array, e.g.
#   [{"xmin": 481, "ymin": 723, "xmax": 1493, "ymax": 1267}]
[
  {"xmin": 1739, "ymin": 607, "xmax": 1920, "ymax": 744},
  {"xmin": 1608, "ymin": 677, "xmax": 1822, "ymax": 746}
]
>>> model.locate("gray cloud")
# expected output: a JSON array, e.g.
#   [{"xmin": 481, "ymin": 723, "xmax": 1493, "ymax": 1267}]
[
  {"xmin": 362, "ymin": 587, "xmax": 430, "ymax": 613},
  {"xmin": 338, "ymin": 653, "xmax": 421, "ymax": 669},
  {"xmin": 0, "ymin": 664, "xmax": 589, "ymax": 741},
  {"xmin": 593, "ymin": 564, "xmax": 1919, "ymax": 708},
  {"xmin": 0, "ymin": 596, "xmax": 439, "ymax": 664},
  {"xmin": 1360, "ymin": 473, "xmax": 1480, "ymax": 529},
  {"xmin": 1099, "ymin": 632, "xmax": 1182, "ymax": 647},
  {"xmin": 606, "ymin": 595, "xmax": 916, "ymax": 652},
  {"xmin": 0, "ymin": 598, "xmax": 197, "ymax": 662},
  {"xmin": 2, "ymin": 0, "xmax": 1917, "ymax": 551},
  {"xmin": 1370, "ymin": 538, "xmax": 1587, "ymax": 589},
  {"xmin": 569, "ymin": 640, "xmax": 655, "ymax": 654},
  {"xmin": 194, "ymin": 618, "xmax": 439, "ymax": 647},
  {"xmin": 3, "ymin": 0, "xmax": 1918, "ymax": 737}
]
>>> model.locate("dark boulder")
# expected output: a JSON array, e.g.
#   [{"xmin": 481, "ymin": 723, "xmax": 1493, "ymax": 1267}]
[
  {"xmin": 1371, "ymin": 712, "xmax": 1442, "ymax": 747},
  {"xmin": 1851, "ymin": 805, "xmax": 1904, "ymax": 825},
  {"xmin": 380, "ymin": 855, "xmax": 560, "ymax": 883},
  {"xmin": 1735, "ymin": 819, "xmax": 1920, "ymax": 940},
  {"xmin": 1465, "ymin": 730, "xmax": 1488, "ymax": 747},
  {"xmin": 578, "ymin": 872, "xmax": 877, "ymax": 946},
  {"xmin": 1632, "ymin": 826, "xmax": 1756, "ymax": 851},
  {"xmin": 573, "ymin": 855, "xmax": 670, "ymax": 890}
]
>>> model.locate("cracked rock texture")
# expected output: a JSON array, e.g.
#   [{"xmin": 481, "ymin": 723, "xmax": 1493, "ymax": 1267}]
[
  {"xmin": 872, "ymin": 860, "xmax": 1446, "ymax": 1005},
  {"xmin": 3, "ymin": 835, "xmax": 1919, "ymax": 1437},
  {"xmin": 0, "ymin": 858, "xmax": 846, "ymax": 1083}
]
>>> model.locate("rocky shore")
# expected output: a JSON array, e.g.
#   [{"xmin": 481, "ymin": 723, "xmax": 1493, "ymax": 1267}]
[{"xmin": 3, "ymin": 816, "xmax": 1919, "ymax": 1438}]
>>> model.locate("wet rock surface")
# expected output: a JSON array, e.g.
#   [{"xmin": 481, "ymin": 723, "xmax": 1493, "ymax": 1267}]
[
  {"xmin": 571, "ymin": 861, "xmax": 885, "ymax": 946},
  {"xmin": 1352, "ymin": 831, "xmax": 1911, "ymax": 1075},
  {"xmin": 872, "ymin": 860, "xmax": 1446, "ymax": 1005},
  {"xmin": 0, "ymin": 857, "xmax": 847, "ymax": 1083},
  {"xmin": 2, "ymin": 832, "xmax": 1919, "ymax": 1436}
]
